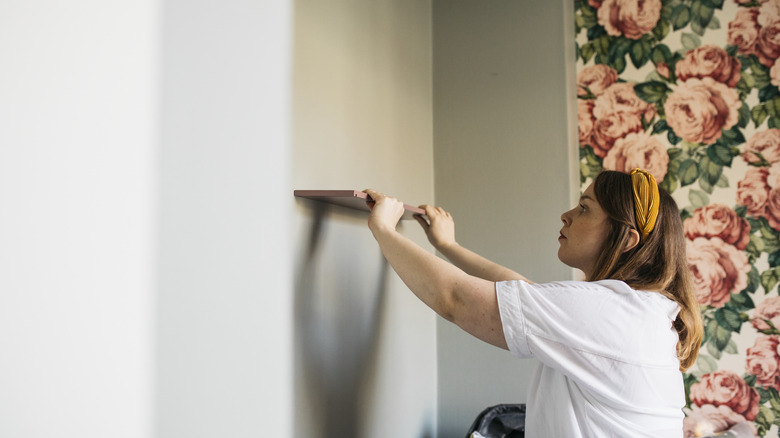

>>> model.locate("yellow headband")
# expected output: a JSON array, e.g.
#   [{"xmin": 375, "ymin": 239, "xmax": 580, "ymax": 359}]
[{"xmin": 630, "ymin": 169, "xmax": 660, "ymax": 242}]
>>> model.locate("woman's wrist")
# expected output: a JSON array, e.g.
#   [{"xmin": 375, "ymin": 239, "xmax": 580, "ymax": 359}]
[
  {"xmin": 369, "ymin": 221, "xmax": 398, "ymax": 238},
  {"xmin": 435, "ymin": 241, "xmax": 460, "ymax": 254}
]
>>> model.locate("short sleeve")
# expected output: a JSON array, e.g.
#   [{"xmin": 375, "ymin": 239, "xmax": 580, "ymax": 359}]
[
  {"xmin": 495, "ymin": 279, "xmax": 680, "ymax": 368},
  {"xmin": 495, "ymin": 280, "xmax": 533, "ymax": 357}
]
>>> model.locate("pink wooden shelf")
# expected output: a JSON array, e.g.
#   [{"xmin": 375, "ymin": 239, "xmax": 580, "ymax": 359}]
[{"xmin": 294, "ymin": 190, "xmax": 425, "ymax": 220}]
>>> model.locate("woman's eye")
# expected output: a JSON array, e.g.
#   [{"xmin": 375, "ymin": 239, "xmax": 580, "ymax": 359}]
[{"xmin": 579, "ymin": 204, "xmax": 587, "ymax": 211}]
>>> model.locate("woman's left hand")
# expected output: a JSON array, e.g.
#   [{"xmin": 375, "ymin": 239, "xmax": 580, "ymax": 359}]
[{"xmin": 363, "ymin": 189, "xmax": 405, "ymax": 233}]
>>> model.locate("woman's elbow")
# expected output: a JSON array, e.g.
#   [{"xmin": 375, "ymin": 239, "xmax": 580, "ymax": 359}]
[
  {"xmin": 438, "ymin": 279, "xmax": 481, "ymax": 325},
  {"xmin": 435, "ymin": 287, "xmax": 460, "ymax": 323}
]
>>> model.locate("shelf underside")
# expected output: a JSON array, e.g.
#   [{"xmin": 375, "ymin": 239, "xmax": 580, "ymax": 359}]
[{"xmin": 294, "ymin": 190, "xmax": 425, "ymax": 220}]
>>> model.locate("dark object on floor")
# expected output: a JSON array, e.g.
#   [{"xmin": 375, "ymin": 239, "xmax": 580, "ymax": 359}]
[{"xmin": 465, "ymin": 404, "xmax": 526, "ymax": 438}]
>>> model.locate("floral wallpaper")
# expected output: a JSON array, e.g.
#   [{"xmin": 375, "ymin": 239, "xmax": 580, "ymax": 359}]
[{"xmin": 575, "ymin": 0, "xmax": 780, "ymax": 436}]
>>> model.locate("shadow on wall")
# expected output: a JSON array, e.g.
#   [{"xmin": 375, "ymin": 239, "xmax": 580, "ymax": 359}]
[{"xmin": 294, "ymin": 201, "xmax": 389, "ymax": 437}]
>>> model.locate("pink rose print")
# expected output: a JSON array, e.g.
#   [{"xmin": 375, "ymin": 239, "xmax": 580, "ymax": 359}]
[
  {"xmin": 737, "ymin": 166, "xmax": 770, "ymax": 217},
  {"xmin": 757, "ymin": 1, "xmax": 780, "ymax": 66},
  {"xmin": 577, "ymin": 64, "xmax": 619, "ymax": 97},
  {"xmin": 772, "ymin": 58, "xmax": 780, "ymax": 88},
  {"xmin": 736, "ymin": 163, "xmax": 780, "ymax": 228},
  {"xmin": 766, "ymin": 165, "xmax": 780, "ymax": 229},
  {"xmin": 768, "ymin": 163, "xmax": 780, "ymax": 188},
  {"xmin": 597, "ymin": 0, "xmax": 662, "ymax": 40},
  {"xmin": 683, "ymin": 404, "xmax": 757, "ymax": 438},
  {"xmin": 746, "ymin": 335, "xmax": 780, "ymax": 391},
  {"xmin": 656, "ymin": 62, "xmax": 670, "ymax": 79},
  {"xmin": 690, "ymin": 370, "xmax": 760, "ymax": 421},
  {"xmin": 578, "ymin": 100, "xmax": 596, "ymax": 148},
  {"xmin": 752, "ymin": 299, "xmax": 780, "ymax": 332},
  {"xmin": 602, "ymin": 131, "xmax": 669, "ymax": 182},
  {"xmin": 728, "ymin": 8, "xmax": 761, "ymax": 57},
  {"xmin": 687, "ymin": 237, "xmax": 751, "ymax": 308},
  {"xmin": 590, "ymin": 111, "xmax": 643, "ymax": 158},
  {"xmin": 675, "ymin": 45, "xmax": 742, "ymax": 88},
  {"xmin": 683, "ymin": 204, "xmax": 751, "ymax": 251},
  {"xmin": 593, "ymin": 82, "xmax": 656, "ymax": 123},
  {"xmin": 664, "ymin": 77, "xmax": 741, "ymax": 145},
  {"xmin": 758, "ymin": 0, "xmax": 780, "ymax": 26},
  {"xmin": 768, "ymin": 190, "xmax": 780, "ymax": 227},
  {"xmin": 743, "ymin": 129, "xmax": 780, "ymax": 165},
  {"xmin": 586, "ymin": 81, "xmax": 657, "ymax": 157}
]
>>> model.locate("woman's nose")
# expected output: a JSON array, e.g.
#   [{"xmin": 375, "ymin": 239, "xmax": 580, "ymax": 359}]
[{"xmin": 561, "ymin": 210, "xmax": 570, "ymax": 225}]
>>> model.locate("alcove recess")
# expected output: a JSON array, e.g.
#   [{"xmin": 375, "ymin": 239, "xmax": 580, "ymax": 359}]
[{"xmin": 294, "ymin": 190, "xmax": 425, "ymax": 220}]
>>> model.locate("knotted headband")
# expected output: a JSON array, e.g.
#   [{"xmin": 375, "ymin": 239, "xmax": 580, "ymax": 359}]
[{"xmin": 630, "ymin": 168, "xmax": 660, "ymax": 242}]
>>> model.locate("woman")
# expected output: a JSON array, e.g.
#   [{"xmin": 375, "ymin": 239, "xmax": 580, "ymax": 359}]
[{"xmin": 364, "ymin": 169, "xmax": 702, "ymax": 437}]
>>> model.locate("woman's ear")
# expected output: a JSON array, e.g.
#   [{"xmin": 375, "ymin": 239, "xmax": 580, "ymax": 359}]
[{"xmin": 624, "ymin": 229, "xmax": 641, "ymax": 253}]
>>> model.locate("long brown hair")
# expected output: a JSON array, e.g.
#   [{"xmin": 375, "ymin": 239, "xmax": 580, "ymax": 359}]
[{"xmin": 589, "ymin": 171, "xmax": 703, "ymax": 371}]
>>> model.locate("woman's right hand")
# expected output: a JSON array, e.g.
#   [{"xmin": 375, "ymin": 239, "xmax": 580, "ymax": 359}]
[
  {"xmin": 363, "ymin": 189, "xmax": 406, "ymax": 234},
  {"xmin": 415, "ymin": 205, "xmax": 457, "ymax": 250}
]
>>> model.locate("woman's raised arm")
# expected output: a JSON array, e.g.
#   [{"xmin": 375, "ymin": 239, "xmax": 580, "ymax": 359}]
[
  {"xmin": 415, "ymin": 205, "xmax": 531, "ymax": 283},
  {"xmin": 364, "ymin": 189, "xmax": 508, "ymax": 350}
]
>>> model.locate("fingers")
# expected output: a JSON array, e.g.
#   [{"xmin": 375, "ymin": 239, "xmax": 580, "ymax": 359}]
[
  {"xmin": 364, "ymin": 191, "xmax": 449, "ymax": 220},
  {"xmin": 363, "ymin": 189, "xmax": 407, "ymax": 232},
  {"xmin": 365, "ymin": 189, "xmax": 415, "ymax": 207},
  {"xmin": 363, "ymin": 188, "xmax": 404, "ymax": 212},
  {"xmin": 414, "ymin": 214, "xmax": 430, "ymax": 230},
  {"xmin": 363, "ymin": 189, "xmax": 387, "ymax": 210},
  {"xmin": 363, "ymin": 188, "xmax": 382, "ymax": 202},
  {"xmin": 419, "ymin": 204, "xmax": 451, "ymax": 218}
]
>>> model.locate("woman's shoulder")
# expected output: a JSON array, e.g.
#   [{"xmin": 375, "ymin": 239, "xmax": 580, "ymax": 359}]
[
  {"xmin": 591, "ymin": 279, "xmax": 681, "ymax": 318},
  {"xmin": 499, "ymin": 279, "xmax": 681, "ymax": 364},
  {"xmin": 514, "ymin": 278, "xmax": 633, "ymax": 295},
  {"xmin": 513, "ymin": 279, "xmax": 679, "ymax": 314}
]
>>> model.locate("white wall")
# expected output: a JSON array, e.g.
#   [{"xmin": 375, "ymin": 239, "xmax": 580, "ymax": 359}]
[
  {"xmin": 291, "ymin": 0, "xmax": 437, "ymax": 437},
  {"xmin": 156, "ymin": 0, "xmax": 293, "ymax": 437},
  {"xmin": 433, "ymin": 1, "xmax": 578, "ymax": 435},
  {"xmin": 1, "ymin": 1, "xmax": 294, "ymax": 437},
  {"xmin": 0, "ymin": 1, "xmax": 158, "ymax": 437}
]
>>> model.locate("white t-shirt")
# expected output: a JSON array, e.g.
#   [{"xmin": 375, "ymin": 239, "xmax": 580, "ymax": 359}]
[{"xmin": 496, "ymin": 279, "xmax": 684, "ymax": 438}]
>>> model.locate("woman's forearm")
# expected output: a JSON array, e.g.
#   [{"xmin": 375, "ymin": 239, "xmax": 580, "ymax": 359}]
[
  {"xmin": 364, "ymin": 190, "xmax": 508, "ymax": 349},
  {"xmin": 436, "ymin": 242, "xmax": 530, "ymax": 283},
  {"xmin": 369, "ymin": 225, "xmax": 508, "ymax": 349},
  {"xmin": 370, "ymin": 225, "xmax": 474, "ymax": 321},
  {"xmin": 414, "ymin": 204, "xmax": 529, "ymax": 283}
]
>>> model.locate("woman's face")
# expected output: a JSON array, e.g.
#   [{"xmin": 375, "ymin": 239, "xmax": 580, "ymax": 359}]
[{"xmin": 558, "ymin": 183, "xmax": 612, "ymax": 279}]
